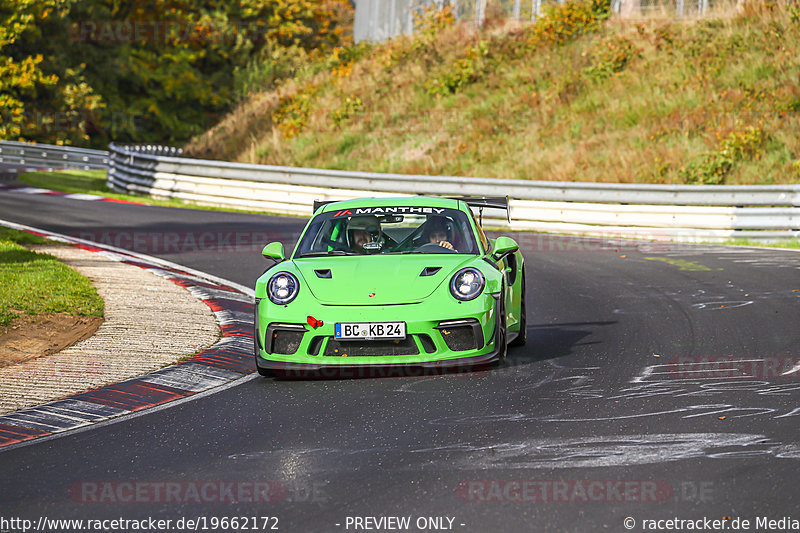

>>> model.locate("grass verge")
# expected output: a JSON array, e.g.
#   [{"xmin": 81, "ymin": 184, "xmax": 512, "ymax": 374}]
[
  {"xmin": 719, "ymin": 238, "xmax": 800, "ymax": 250},
  {"xmin": 0, "ymin": 227, "xmax": 104, "ymax": 327},
  {"xmin": 19, "ymin": 169, "xmax": 200, "ymax": 209}
]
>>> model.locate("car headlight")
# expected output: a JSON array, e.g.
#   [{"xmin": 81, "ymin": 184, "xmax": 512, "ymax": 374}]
[
  {"xmin": 450, "ymin": 267, "xmax": 485, "ymax": 301},
  {"xmin": 268, "ymin": 272, "xmax": 299, "ymax": 304}
]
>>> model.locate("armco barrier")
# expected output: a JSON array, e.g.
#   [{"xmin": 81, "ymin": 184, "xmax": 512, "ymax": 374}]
[
  {"xmin": 107, "ymin": 143, "xmax": 799, "ymax": 243},
  {"xmin": 2, "ymin": 141, "xmax": 797, "ymax": 243},
  {"xmin": 0, "ymin": 140, "xmax": 108, "ymax": 170}
]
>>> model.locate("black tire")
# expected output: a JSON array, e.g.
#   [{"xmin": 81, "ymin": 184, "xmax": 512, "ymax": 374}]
[{"xmin": 509, "ymin": 266, "xmax": 527, "ymax": 347}]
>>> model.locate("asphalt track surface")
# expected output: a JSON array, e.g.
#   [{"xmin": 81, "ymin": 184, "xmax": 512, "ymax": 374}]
[{"xmin": 1, "ymin": 184, "xmax": 799, "ymax": 533}]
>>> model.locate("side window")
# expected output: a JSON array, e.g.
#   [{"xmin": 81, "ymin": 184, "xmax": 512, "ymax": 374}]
[{"xmin": 468, "ymin": 209, "xmax": 489, "ymax": 254}]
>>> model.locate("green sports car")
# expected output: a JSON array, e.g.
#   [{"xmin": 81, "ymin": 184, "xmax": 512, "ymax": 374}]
[{"xmin": 254, "ymin": 196, "xmax": 526, "ymax": 377}]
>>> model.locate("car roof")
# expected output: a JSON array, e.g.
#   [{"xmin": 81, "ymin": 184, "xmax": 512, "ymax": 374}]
[{"xmin": 315, "ymin": 196, "xmax": 465, "ymax": 214}]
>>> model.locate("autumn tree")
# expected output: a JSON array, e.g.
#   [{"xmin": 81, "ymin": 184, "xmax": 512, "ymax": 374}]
[
  {"xmin": 0, "ymin": 0, "xmax": 102, "ymax": 144},
  {"xmin": 0, "ymin": 0, "xmax": 353, "ymax": 146}
]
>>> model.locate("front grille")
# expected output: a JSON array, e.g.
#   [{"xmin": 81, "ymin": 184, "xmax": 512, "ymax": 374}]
[
  {"xmin": 437, "ymin": 319, "xmax": 483, "ymax": 351},
  {"xmin": 439, "ymin": 327, "xmax": 476, "ymax": 351},
  {"xmin": 324, "ymin": 337, "xmax": 419, "ymax": 357}
]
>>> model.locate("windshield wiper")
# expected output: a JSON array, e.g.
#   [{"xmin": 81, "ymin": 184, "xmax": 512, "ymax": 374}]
[{"xmin": 297, "ymin": 250, "xmax": 354, "ymax": 257}]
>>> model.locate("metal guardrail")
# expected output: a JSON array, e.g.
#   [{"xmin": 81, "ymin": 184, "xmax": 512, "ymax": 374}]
[
  {"xmin": 0, "ymin": 140, "xmax": 108, "ymax": 170},
  {"xmin": 107, "ymin": 143, "xmax": 800, "ymax": 242},
  {"xmin": 354, "ymin": 0, "xmax": 727, "ymax": 43}
]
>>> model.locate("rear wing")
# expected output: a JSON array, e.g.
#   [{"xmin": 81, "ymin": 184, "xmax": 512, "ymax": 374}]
[
  {"xmin": 312, "ymin": 195, "xmax": 510, "ymax": 223},
  {"xmin": 312, "ymin": 200, "xmax": 335, "ymax": 213},
  {"xmin": 448, "ymin": 196, "xmax": 510, "ymax": 224}
]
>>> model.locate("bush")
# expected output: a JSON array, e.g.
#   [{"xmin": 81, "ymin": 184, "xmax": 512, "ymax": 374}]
[
  {"xmin": 426, "ymin": 40, "xmax": 490, "ymax": 96},
  {"xmin": 331, "ymin": 96, "xmax": 363, "ymax": 127},
  {"xmin": 273, "ymin": 85, "xmax": 318, "ymax": 138},
  {"xmin": 681, "ymin": 125, "xmax": 766, "ymax": 184},
  {"xmin": 527, "ymin": 0, "xmax": 611, "ymax": 47},
  {"xmin": 583, "ymin": 36, "xmax": 641, "ymax": 80}
]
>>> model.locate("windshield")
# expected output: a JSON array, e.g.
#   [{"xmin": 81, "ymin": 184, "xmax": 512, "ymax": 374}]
[{"xmin": 294, "ymin": 207, "xmax": 479, "ymax": 257}]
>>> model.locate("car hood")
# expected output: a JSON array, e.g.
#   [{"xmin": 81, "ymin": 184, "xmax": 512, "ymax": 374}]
[{"xmin": 294, "ymin": 255, "xmax": 476, "ymax": 305}]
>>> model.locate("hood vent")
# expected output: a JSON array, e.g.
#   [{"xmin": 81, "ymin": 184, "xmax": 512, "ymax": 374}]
[{"xmin": 420, "ymin": 266, "xmax": 442, "ymax": 277}]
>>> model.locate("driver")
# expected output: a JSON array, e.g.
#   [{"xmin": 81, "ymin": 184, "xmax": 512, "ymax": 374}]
[
  {"xmin": 347, "ymin": 215, "xmax": 383, "ymax": 253},
  {"xmin": 424, "ymin": 216, "xmax": 456, "ymax": 251}
]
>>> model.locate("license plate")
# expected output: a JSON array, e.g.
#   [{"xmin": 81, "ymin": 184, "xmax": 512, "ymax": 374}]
[{"xmin": 334, "ymin": 322, "xmax": 406, "ymax": 340}]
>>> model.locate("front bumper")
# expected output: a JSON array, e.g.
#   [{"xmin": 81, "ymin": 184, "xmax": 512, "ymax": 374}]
[
  {"xmin": 255, "ymin": 296, "xmax": 502, "ymax": 376},
  {"xmin": 255, "ymin": 347, "xmax": 503, "ymax": 378}
]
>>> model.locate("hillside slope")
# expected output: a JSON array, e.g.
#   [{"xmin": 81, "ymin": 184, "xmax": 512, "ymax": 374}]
[{"xmin": 185, "ymin": 0, "xmax": 800, "ymax": 185}]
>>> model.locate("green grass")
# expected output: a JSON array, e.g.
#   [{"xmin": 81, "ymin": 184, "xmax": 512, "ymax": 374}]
[
  {"xmin": 0, "ymin": 227, "xmax": 104, "ymax": 327},
  {"xmin": 0, "ymin": 227, "xmax": 51, "ymax": 246},
  {"xmin": 19, "ymin": 169, "xmax": 111, "ymax": 196},
  {"xmin": 719, "ymin": 238, "xmax": 800, "ymax": 250}
]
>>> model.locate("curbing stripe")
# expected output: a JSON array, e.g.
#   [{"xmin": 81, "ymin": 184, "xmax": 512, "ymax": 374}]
[
  {"xmin": 15, "ymin": 406, "xmax": 108, "ymax": 425},
  {"xmin": 211, "ymin": 308, "xmax": 253, "ymax": 326},
  {"xmin": 186, "ymin": 337, "xmax": 255, "ymax": 374},
  {"xmin": 61, "ymin": 193, "xmax": 103, "ymax": 200},
  {"xmin": 0, "ymin": 183, "xmax": 144, "ymax": 204},
  {"xmin": 69, "ymin": 381, "xmax": 192, "ymax": 412},
  {"xmin": 0, "ymin": 423, "xmax": 49, "ymax": 446},
  {"xmin": 185, "ymin": 286, "xmax": 252, "ymax": 304},
  {"xmin": 139, "ymin": 364, "xmax": 242, "ymax": 393},
  {"xmin": 0, "ymin": 219, "xmax": 257, "ymax": 449},
  {"xmin": 34, "ymin": 399, "xmax": 128, "ymax": 420},
  {"xmin": 0, "ymin": 411, "xmax": 82, "ymax": 432}
]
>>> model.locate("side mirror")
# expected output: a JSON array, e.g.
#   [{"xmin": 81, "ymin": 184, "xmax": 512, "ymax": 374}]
[
  {"xmin": 262, "ymin": 242, "xmax": 285, "ymax": 262},
  {"xmin": 492, "ymin": 236, "xmax": 519, "ymax": 262}
]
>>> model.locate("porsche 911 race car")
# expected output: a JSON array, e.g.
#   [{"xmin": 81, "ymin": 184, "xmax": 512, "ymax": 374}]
[{"xmin": 254, "ymin": 196, "xmax": 525, "ymax": 377}]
